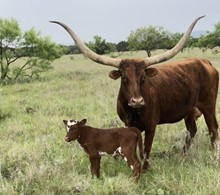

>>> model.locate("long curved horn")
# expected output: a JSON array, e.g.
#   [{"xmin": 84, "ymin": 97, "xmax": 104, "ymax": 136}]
[
  {"xmin": 144, "ymin": 15, "xmax": 205, "ymax": 66},
  {"xmin": 50, "ymin": 21, "xmax": 121, "ymax": 68}
]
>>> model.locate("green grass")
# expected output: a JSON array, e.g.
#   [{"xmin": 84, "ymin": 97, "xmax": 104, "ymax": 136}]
[{"xmin": 0, "ymin": 49, "xmax": 220, "ymax": 194}]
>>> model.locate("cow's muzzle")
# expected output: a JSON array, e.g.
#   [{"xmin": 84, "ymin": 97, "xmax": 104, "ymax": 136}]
[{"xmin": 128, "ymin": 97, "xmax": 145, "ymax": 108}]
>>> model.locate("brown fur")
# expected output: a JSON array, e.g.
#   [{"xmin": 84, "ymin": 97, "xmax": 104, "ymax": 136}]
[
  {"xmin": 109, "ymin": 58, "xmax": 219, "ymax": 170},
  {"xmin": 63, "ymin": 119, "xmax": 144, "ymax": 182}
]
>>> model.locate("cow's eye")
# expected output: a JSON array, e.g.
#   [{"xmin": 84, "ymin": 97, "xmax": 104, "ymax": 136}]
[
  {"xmin": 141, "ymin": 76, "xmax": 146, "ymax": 82},
  {"xmin": 121, "ymin": 76, "xmax": 127, "ymax": 82}
]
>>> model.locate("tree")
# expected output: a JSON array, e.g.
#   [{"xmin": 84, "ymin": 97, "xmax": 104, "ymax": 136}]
[
  {"xmin": 87, "ymin": 35, "xmax": 116, "ymax": 55},
  {"xmin": 116, "ymin": 41, "xmax": 129, "ymax": 52},
  {"xmin": 0, "ymin": 18, "xmax": 64, "ymax": 83},
  {"xmin": 163, "ymin": 32, "xmax": 195, "ymax": 51},
  {"xmin": 127, "ymin": 26, "xmax": 171, "ymax": 57},
  {"xmin": 63, "ymin": 45, "xmax": 80, "ymax": 55},
  {"xmin": 197, "ymin": 22, "xmax": 220, "ymax": 53}
]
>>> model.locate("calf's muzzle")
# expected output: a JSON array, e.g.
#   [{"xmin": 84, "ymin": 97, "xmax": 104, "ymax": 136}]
[{"xmin": 65, "ymin": 137, "xmax": 71, "ymax": 142}]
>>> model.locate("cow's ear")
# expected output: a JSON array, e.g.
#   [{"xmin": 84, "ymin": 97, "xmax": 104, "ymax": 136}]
[
  {"xmin": 109, "ymin": 70, "xmax": 121, "ymax": 80},
  {"xmin": 63, "ymin": 120, "xmax": 68, "ymax": 125},
  {"xmin": 145, "ymin": 68, "xmax": 158, "ymax": 77},
  {"xmin": 80, "ymin": 119, "xmax": 87, "ymax": 125}
]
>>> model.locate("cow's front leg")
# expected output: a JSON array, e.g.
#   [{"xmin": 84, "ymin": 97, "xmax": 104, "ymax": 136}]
[
  {"xmin": 89, "ymin": 154, "xmax": 101, "ymax": 178},
  {"xmin": 142, "ymin": 126, "xmax": 156, "ymax": 171}
]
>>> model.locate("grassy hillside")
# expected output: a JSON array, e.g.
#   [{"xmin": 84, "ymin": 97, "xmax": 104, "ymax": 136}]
[{"xmin": 0, "ymin": 49, "xmax": 220, "ymax": 194}]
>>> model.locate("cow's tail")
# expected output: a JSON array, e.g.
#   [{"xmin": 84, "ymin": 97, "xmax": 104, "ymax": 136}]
[{"xmin": 137, "ymin": 130, "xmax": 144, "ymax": 160}]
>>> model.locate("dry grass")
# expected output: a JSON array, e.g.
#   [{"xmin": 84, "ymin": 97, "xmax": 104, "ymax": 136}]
[{"xmin": 0, "ymin": 48, "xmax": 220, "ymax": 194}]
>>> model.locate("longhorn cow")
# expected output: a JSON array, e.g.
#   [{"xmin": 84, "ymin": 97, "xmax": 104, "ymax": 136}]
[{"xmin": 51, "ymin": 16, "xmax": 219, "ymax": 170}]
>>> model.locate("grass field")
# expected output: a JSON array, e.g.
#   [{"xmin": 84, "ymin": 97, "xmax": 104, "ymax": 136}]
[{"xmin": 0, "ymin": 49, "xmax": 220, "ymax": 194}]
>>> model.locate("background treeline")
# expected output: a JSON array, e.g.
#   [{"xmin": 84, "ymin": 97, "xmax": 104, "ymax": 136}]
[
  {"xmin": 1, "ymin": 17, "xmax": 220, "ymax": 83},
  {"xmin": 63, "ymin": 22, "xmax": 220, "ymax": 56}
]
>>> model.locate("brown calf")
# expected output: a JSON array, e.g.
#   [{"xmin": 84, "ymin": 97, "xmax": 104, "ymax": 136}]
[{"xmin": 63, "ymin": 119, "xmax": 144, "ymax": 182}]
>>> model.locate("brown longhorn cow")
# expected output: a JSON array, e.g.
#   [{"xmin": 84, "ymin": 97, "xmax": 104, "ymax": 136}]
[{"xmin": 51, "ymin": 16, "xmax": 219, "ymax": 170}]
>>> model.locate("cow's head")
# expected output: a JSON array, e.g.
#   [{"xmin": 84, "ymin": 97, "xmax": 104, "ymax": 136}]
[
  {"xmin": 109, "ymin": 59, "xmax": 158, "ymax": 107},
  {"xmin": 63, "ymin": 119, "xmax": 87, "ymax": 142},
  {"xmin": 51, "ymin": 16, "xmax": 204, "ymax": 108}
]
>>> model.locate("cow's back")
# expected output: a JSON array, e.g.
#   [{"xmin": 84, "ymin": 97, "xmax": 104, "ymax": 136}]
[{"xmin": 143, "ymin": 58, "xmax": 219, "ymax": 124}]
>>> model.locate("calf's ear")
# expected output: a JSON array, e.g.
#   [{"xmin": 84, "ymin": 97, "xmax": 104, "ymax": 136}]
[
  {"xmin": 63, "ymin": 120, "xmax": 68, "ymax": 125},
  {"xmin": 80, "ymin": 119, "xmax": 87, "ymax": 125},
  {"xmin": 145, "ymin": 67, "xmax": 158, "ymax": 77},
  {"xmin": 109, "ymin": 70, "xmax": 121, "ymax": 80}
]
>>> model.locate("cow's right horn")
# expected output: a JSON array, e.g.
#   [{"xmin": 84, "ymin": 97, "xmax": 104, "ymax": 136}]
[{"xmin": 144, "ymin": 15, "xmax": 205, "ymax": 66}]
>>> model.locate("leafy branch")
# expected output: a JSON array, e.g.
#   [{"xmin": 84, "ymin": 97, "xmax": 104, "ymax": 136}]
[{"xmin": 0, "ymin": 18, "xmax": 64, "ymax": 83}]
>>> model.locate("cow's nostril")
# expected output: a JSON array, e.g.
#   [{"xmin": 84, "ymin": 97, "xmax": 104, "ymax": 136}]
[
  {"xmin": 129, "ymin": 97, "xmax": 145, "ymax": 107},
  {"xmin": 131, "ymin": 97, "xmax": 144, "ymax": 103}
]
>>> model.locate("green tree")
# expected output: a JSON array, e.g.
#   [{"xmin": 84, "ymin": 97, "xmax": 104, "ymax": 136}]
[
  {"xmin": 162, "ymin": 32, "xmax": 183, "ymax": 50},
  {"xmin": 87, "ymin": 35, "xmax": 116, "ymax": 55},
  {"xmin": 163, "ymin": 32, "xmax": 195, "ymax": 51},
  {"xmin": 116, "ymin": 41, "xmax": 129, "ymax": 52},
  {"xmin": 0, "ymin": 18, "xmax": 64, "ymax": 83},
  {"xmin": 127, "ymin": 26, "xmax": 171, "ymax": 57},
  {"xmin": 197, "ymin": 22, "xmax": 220, "ymax": 53}
]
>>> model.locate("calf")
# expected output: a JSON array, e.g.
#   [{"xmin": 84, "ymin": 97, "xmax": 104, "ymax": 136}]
[{"xmin": 63, "ymin": 119, "xmax": 144, "ymax": 182}]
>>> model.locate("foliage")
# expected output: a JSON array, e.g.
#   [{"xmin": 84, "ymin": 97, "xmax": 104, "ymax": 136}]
[
  {"xmin": 57, "ymin": 21, "xmax": 220, "ymax": 58},
  {"xmin": 87, "ymin": 35, "xmax": 117, "ymax": 55},
  {"xmin": 197, "ymin": 22, "xmax": 220, "ymax": 53},
  {"xmin": 0, "ymin": 18, "xmax": 64, "ymax": 83},
  {"xmin": 116, "ymin": 41, "xmax": 129, "ymax": 52},
  {"xmin": 127, "ymin": 26, "xmax": 172, "ymax": 57},
  {"xmin": 63, "ymin": 45, "xmax": 80, "ymax": 55}
]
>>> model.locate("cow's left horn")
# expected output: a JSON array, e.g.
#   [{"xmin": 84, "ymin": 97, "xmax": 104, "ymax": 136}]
[
  {"xmin": 144, "ymin": 15, "xmax": 205, "ymax": 66},
  {"xmin": 50, "ymin": 21, "xmax": 122, "ymax": 68}
]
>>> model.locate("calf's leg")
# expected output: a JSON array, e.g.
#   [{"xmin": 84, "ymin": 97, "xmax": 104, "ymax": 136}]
[
  {"xmin": 89, "ymin": 154, "xmax": 101, "ymax": 178},
  {"xmin": 123, "ymin": 148, "xmax": 141, "ymax": 182}
]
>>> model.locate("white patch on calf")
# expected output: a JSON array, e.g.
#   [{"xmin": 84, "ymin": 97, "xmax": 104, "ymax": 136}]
[
  {"xmin": 66, "ymin": 120, "xmax": 77, "ymax": 132},
  {"xmin": 130, "ymin": 165, "xmax": 134, "ymax": 170},
  {"xmin": 98, "ymin": 151, "xmax": 108, "ymax": 156},
  {"xmin": 98, "ymin": 147, "xmax": 125, "ymax": 158},
  {"xmin": 112, "ymin": 147, "xmax": 122, "ymax": 158},
  {"xmin": 118, "ymin": 147, "xmax": 122, "ymax": 154}
]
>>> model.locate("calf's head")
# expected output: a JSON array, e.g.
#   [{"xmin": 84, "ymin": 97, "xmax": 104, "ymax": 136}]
[
  {"xmin": 109, "ymin": 59, "xmax": 158, "ymax": 108},
  {"xmin": 63, "ymin": 119, "xmax": 87, "ymax": 142}
]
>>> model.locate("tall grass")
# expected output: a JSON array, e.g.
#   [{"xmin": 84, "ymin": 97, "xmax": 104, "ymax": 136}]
[{"xmin": 0, "ymin": 49, "xmax": 220, "ymax": 194}]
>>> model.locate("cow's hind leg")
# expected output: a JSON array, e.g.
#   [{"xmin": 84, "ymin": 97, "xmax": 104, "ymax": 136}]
[
  {"xmin": 202, "ymin": 108, "xmax": 219, "ymax": 159},
  {"xmin": 183, "ymin": 117, "xmax": 197, "ymax": 153},
  {"xmin": 183, "ymin": 108, "xmax": 201, "ymax": 153}
]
